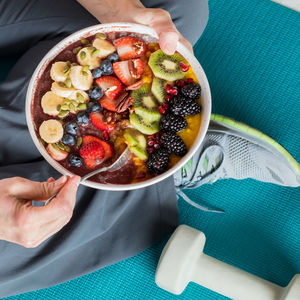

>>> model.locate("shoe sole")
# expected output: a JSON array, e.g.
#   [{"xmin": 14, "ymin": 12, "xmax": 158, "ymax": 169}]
[{"xmin": 210, "ymin": 114, "xmax": 300, "ymax": 176}]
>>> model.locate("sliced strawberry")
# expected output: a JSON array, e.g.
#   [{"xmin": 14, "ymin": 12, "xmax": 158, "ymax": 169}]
[
  {"xmin": 113, "ymin": 59, "xmax": 144, "ymax": 86},
  {"xmin": 90, "ymin": 112, "xmax": 116, "ymax": 132},
  {"xmin": 99, "ymin": 94, "xmax": 117, "ymax": 112},
  {"xmin": 82, "ymin": 135, "xmax": 114, "ymax": 160},
  {"xmin": 95, "ymin": 76, "xmax": 123, "ymax": 100},
  {"xmin": 80, "ymin": 141, "xmax": 105, "ymax": 160},
  {"xmin": 84, "ymin": 158, "xmax": 97, "ymax": 169},
  {"xmin": 133, "ymin": 58, "xmax": 144, "ymax": 76},
  {"xmin": 113, "ymin": 36, "xmax": 146, "ymax": 60}
]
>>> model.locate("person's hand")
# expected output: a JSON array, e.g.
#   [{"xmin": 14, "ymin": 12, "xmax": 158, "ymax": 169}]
[
  {"xmin": 77, "ymin": 0, "xmax": 193, "ymax": 54},
  {"xmin": 0, "ymin": 175, "xmax": 80, "ymax": 248}
]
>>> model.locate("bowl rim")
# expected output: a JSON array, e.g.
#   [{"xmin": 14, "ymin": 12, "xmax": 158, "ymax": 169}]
[{"xmin": 25, "ymin": 22, "xmax": 211, "ymax": 191}]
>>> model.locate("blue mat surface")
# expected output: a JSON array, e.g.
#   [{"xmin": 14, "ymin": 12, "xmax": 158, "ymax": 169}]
[{"xmin": 3, "ymin": 0, "xmax": 300, "ymax": 299}]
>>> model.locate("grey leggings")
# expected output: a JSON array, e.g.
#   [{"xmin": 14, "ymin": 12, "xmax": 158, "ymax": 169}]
[{"xmin": 0, "ymin": 0, "xmax": 208, "ymax": 297}]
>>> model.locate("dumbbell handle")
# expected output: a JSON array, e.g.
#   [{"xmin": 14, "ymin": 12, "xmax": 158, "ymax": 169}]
[{"xmin": 193, "ymin": 254, "xmax": 283, "ymax": 300}]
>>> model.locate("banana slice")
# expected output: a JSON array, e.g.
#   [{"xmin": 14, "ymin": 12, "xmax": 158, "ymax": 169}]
[
  {"xmin": 77, "ymin": 47, "xmax": 101, "ymax": 70},
  {"xmin": 69, "ymin": 90, "xmax": 90, "ymax": 103},
  {"xmin": 41, "ymin": 91, "xmax": 64, "ymax": 116},
  {"xmin": 39, "ymin": 119, "xmax": 64, "ymax": 144},
  {"xmin": 69, "ymin": 66, "xmax": 93, "ymax": 91},
  {"xmin": 92, "ymin": 38, "xmax": 116, "ymax": 59},
  {"xmin": 51, "ymin": 81, "xmax": 76, "ymax": 98},
  {"xmin": 50, "ymin": 62, "xmax": 69, "ymax": 82},
  {"xmin": 46, "ymin": 143, "xmax": 68, "ymax": 161}
]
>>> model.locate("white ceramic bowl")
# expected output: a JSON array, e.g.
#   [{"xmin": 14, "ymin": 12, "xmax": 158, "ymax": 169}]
[{"xmin": 26, "ymin": 23, "xmax": 211, "ymax": 191}]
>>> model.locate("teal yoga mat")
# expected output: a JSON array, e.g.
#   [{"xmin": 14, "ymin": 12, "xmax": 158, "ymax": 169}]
[{"xmin": 3, "ymin": 0, "xmax": 300, "ymax": 298}]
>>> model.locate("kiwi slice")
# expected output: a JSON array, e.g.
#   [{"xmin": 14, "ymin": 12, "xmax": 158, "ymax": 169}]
[
  {"xmin": 130, "ymin": 146, "xmax": 148, "ymax": 161},
  {"xmin": 124, "ymin": 129, "xmax": 139, "ymax": 147},
  {"xmin": 148, "ymin": 50, "xmax": 185, "ymax": 81},
  {"xmin": 151, "ymin": 77, "xmax": 167, "ymax": 103},
  {"xmin": 130, "ymin": 113, "xmax": 160, "ymax": 135},
  {"xmin": 132, "ymin": 84, "xmax": 161, "ymax": 123}
]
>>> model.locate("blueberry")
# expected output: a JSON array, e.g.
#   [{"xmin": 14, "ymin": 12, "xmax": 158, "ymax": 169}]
[
  {"xmin": 107, "ymin": 53, "xmax": 119, "ymax": 63},
  {"xmin": 92, "ymin": 67, "xmax": 103, "ymax": 79},
  {"xmin": 62, "ymin": 134, "xmax": 76, "ymax": 146},
  {"xmin": 89, "ymin": 86, "xmax": 103, "ymax": 100},
  {"xmin": 87, "ymin": 101, "xmax": 103, "ymax": 113},
  {"xmin": 99, "ymin": 59, "xmax": 113, "ymax": 75},
  {"xmin": 65, "ymin": 121, "xmax": 79, "ymax": 135},
  {"xmin": 76, "ymin": 111, "xmax": 90, "ymax": 125},
  {"xmin": 69, "ymin": 154, "xmax": 83, "ymax": 168}
]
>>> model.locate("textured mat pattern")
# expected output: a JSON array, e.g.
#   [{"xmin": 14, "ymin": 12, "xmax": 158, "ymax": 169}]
[{"xmin": 4, "ymin": 0, "xmax": 300, "ymax": 299}]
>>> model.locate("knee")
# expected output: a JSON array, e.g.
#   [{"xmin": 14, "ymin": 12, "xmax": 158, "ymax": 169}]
[{"xmin": 174, "ymin": 0, "xmax": 209, "ymax": 46}]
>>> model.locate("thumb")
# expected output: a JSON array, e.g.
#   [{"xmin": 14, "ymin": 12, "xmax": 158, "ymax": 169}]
[
  {"xmin": 158, "ymin": 31, "xmax": 179, "ymax": 55},
  {"xmin": 11, "ymin": 176, "xmax": 68, "ymax": 201}
]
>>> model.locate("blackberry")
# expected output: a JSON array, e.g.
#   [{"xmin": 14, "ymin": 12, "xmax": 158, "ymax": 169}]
[
  {"xmin": 170, "ymin": 96, "xmax": 201, "ymax": 117},
  {"xmin": 160, "ymin": 132, "xmax": 187, "ymax": 156},
  {"xmin": 160, "ymin": 114, "xmax": 187, "ymax": 133},
  {"xmin": 181, "ymin": 82, "xmax": 201, "ymax": 99},
  {"xmin": 146, "ymin": 149, "xmax": 170, "ymax": 175}
]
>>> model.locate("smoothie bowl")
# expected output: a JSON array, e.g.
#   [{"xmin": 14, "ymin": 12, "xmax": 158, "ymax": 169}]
[{"xmin": 25, "ymin": 23, "xmax": 211, "ymax": 191}]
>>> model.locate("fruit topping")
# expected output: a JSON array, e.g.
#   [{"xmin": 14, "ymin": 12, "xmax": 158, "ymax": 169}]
[
  {"xmin": 51, "ymin": 81, "xmax": 75, "ymax": 98},
  {"xmin": 151, "ymin": 77, "xmax": 167, "ymax": 103},
  {"xmin": 69, "ymin": 65, "xmax": 93, "ymax": 91},
  {"xmin": 179, "ymin": 61, "xmax": 189, "ymax": 72},
  {"xmin": 77, "ymin": 47, "xmax": 101, "ymax": 70},
  {"xmin": 92, "ymin": 38, "xmax": 116, "ymax": 59},
  {"xmin": 39, "ymin": 119, "xmax": 64, "ymax": 144},
  {"xmin": 92, "ymin": 68, "xmax": 103, "ymax": 79},
  {"xmin": 170, "ymin": 96, "xmax": 201, "ymax": 117},
  {"xmin": 99, "ymin": 59, "xmax": 114, "ymax": 75},
  {"xmin": 76, "ymin": 111, "xmax": 90, "ymax": 125},
  {"xmin": 148, "ymin": 50, "xmax": 185, "ymax": 81},
  {"xmin": 160, "ymin": 114, "xmax": 187, "ymax": 133},
  {"xmin": 146, "ymin": 148, "xmax": 169, "ymax": 175},
  {"xmin": 124, "ymin": 128, "xmax": 148, "ymax": 160},
  {"xmin": 132, "ymin": 84, "xmax": 161, "ymax": 123},
  {"xmin": 107, "ymin": 53, "xmax": 119, "ymax": 63},
  {"xmin": 50, "ymin": 61, "xmax": 70, "ymax": 82},
  {"xmin": 82, "ymin": 135, "xmax": 114, "ymax": 160},
  {"xmin": 113, "ymin": 59, "xmax": 144, "ymax": 86},
  {"xmin": 87, "ymin": 101, "xmax": 103, "ymax": 113},
  {"xmin": 113, "ymin": 36, "xmax": 146, "ymax": 60},
  {"xmin": 61, "ymin": 133, "xmax": 76, "ymax": 146},
  {"xmin": 126, "ymin": 80, "xmax": 144, "ymax": 91},
  {"xmin": 129, "ymin": 113, "xmax": 159, "ymax": 135},
  {"xmin": 69, "ymin": 154, "xmax": 83, "ymax": 167},
  {"xmin": 160, "ymin": 132, "xmax": 187, "ymax": 156},
  {"xmin": 46, "ymin": 143, "xmax": 68, "ymax": 161},
  {"xmin": 80, "ymin": 141, "xmax": 105, "ymax": 160},
  {"xmin": 90, "ymin": 112, "xmax": 115, "ymax": 132},
  {"xmin": 89, "ymin": 86, "xmax": 103, "ymax": 100},
  {"xmin": 95, "ymin": 75, "xmax": 123, "ymax": 100},
  {"xmin": 41, "ymin": 91, "xmax": 64, "ymax": 116},
  {"xmin": 181, "ymin": 82, "xmax": 201, "ymax": 99},
  {"xmin": 65, "ymin": 121, "xmax": 79, "ymax": 135}
]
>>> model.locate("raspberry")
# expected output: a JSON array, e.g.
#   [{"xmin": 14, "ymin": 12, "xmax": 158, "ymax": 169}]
[
  {"xmin": 181, "ymin": 82, "xmax": 201, "ymax": 99},
  {"xmin": 160, "ymin": 114, "xmax": 187, "ymax": 133},
  {"xmin": 146, "ymin": 149, "xmax": 170, "ymax": 175},
  {"xmin": 160, "ymin": 132, "xmax": 187, "ymax": 157},
  {"xmin": 170, "ymin": 96, "xmax": 201, "ymax": 117}
]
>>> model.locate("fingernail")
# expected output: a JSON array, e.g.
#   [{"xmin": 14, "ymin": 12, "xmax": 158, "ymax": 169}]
[
  {"xmin": 73, "ymin": 175, "xmax": 81, "ymax": 186},
  {"xmin": 55, "ymin": 175, "xmax": 67, "ymax": 186}
]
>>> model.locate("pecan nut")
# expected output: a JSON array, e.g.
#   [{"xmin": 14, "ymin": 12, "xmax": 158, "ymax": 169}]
[{"xmin": 115, "ymin": 92, "xmax": 133, "ymax": 113}]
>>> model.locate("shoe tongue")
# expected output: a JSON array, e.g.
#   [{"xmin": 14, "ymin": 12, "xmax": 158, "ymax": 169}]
[{"xmin": 197, "ymin": 145, "xmax": 224, "ymax": 177}]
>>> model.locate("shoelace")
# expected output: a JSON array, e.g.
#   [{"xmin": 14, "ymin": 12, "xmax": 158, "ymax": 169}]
[{"xmin": 176, "ymin": 145, "xmax": 225, "ymax": 213}]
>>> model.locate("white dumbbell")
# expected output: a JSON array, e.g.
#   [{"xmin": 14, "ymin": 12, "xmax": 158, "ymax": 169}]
[{"xmin": 155, "ymin": 225, "xmax": 300, "ymax": 299}]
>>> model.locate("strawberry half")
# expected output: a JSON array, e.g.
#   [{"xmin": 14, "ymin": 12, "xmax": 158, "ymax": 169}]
[
  {"xmin": 95, "ymin": 76, "xmax": 123, "ymax": 100},
  {"xmin": 113, "ymin": 59, "xmax": 144, "ymax": 86},
  {"xmin": 90, "ymin": 112, "xmax": 116, "ymax": 132},
  {"xmin": 80, "ymin": 141, "xmax": 105, "ymax": 160},
  {"xmin": 113, "ymin": 36, "xmax": 146, "ymax": 60},
  {"xmin": 99, "ymin": 94, "xmax": 117, "ymax": 112},
  {"xmin": 82, "ymin": 135, "xmax": 114, "ymax": 160}
]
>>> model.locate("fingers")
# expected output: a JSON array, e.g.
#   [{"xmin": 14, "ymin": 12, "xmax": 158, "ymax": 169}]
[{"xmin": 10, "ymin": 176, "xmax": 68, "ymax": 201}]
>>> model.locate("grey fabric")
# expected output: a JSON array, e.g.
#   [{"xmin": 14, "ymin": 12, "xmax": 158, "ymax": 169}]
[{"xmin": 0, "ymin": 0, "xmax": 208, "ymax": 297}]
